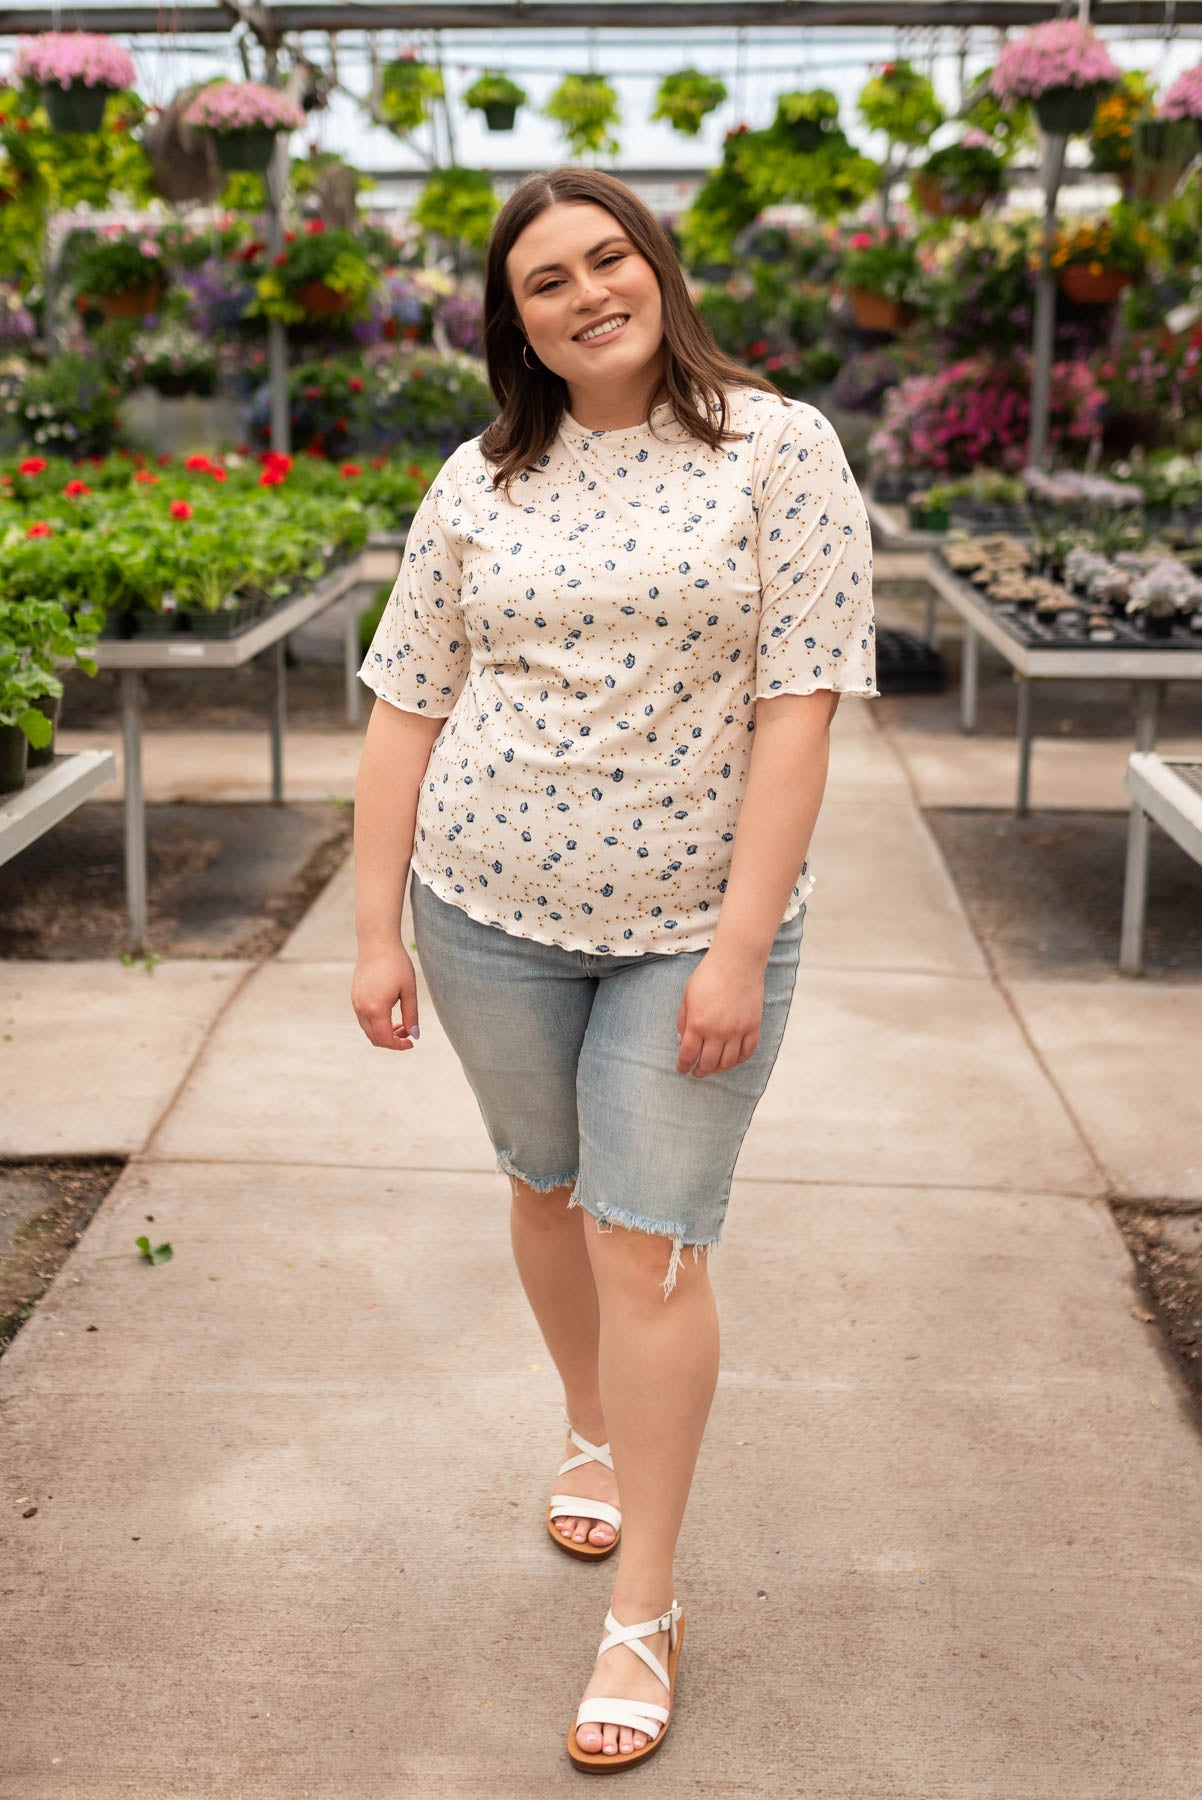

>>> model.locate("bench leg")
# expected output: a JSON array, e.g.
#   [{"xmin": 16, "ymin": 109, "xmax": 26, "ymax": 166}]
[
  {"xmin": 1015, "ymin": 677, "xmax": 1033, "ymax": 818},
  {"xmin": 960, "ymin": 624, "xmax": 978, "ymax": 733},
  {"xmin": 1119, "ymin": 802, "xmax": 1150, "ymax": 977},
  {"xmin": 121, "ymin": 670, "xmax": 148, "ymax": 955}
]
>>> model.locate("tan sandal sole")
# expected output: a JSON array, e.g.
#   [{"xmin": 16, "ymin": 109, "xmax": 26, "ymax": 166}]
[
  {"xmin": 546, "ymin": 1505, "xmax": 621, "ymax": 1560},
  {"xmin": 566, "ymin": 1611, "xmax": 684, "ymax": 1773}
]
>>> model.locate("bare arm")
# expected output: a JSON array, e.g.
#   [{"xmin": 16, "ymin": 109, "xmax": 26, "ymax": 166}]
[
  {"xmin": 351, "ymin": 696, "xmax": 446, "ymax": 1049},
  {"xmin": 675, "ymin": 689, "xmax": 838, "ymax": 1078}
]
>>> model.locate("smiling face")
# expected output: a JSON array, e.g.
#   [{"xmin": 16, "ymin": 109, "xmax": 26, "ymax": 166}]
[{"xmin": 505, "ymin": 200, "xmax": 666, "ymax": 425}]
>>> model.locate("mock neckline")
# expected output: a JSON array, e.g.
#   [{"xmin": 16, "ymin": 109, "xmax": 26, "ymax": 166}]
[{"xmin": 558, "ymin": 397, "xmax": 678, "ymax": 441}]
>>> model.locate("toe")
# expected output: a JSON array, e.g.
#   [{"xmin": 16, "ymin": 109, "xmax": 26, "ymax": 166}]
[
  {"xmin": 602, "ymin": 1724, "xmax": 619, "ymax": 1755},
  {"xmin": 578, "ymin": 1723, "xmax": 601, "ymax": 1752},
  {"xmin": 633, "ymin": 1732, "xmax": 647, "ymax": 1748},
  {"xmin": 588, "ymin": 1522, "xmax": 614, "ymax": 1545},
  {"xmin": 619, "ymin": 1727, "xmax": 633, "ymax": 1754}
]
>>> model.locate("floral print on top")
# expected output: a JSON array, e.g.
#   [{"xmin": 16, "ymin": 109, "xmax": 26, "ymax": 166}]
[{"xmin": 359, "ymin": 383, "xmax": 879, "ymax": 957}]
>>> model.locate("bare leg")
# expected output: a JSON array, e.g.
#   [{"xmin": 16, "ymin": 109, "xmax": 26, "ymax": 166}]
[
  {"xmin": 574, "ymin": 1217, "xmax": 720, "ymax": 1757},
  {"xmin": 508, "ymin": 1176, "xmax": 618, "ymax": 1547}
]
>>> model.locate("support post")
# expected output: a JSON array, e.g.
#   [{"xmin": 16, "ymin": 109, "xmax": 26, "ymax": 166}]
[
  {"xmin": 1014, "ymin": 676, "xmax": 1034, "ymax": 817},
  {"xmin": 271, "ymin": 636, "xmax": 287, "ymax": 804},
  {"xmin": 960, "ymin": 624, "xmax": 979, "ymax": 733},
  {"xmin": 120, "ymin": 670, "xmax": 148, "ymax": 954},
  {"xmin": 264, "ymin": 137, "xmax": 290, "ymax": 456},
  {"xmin": 345, "ymin": 588, "xmax": 363, "ymax": 726},
  {"xmin": 1119, "ymin": 802, "xmax": 1150, "ymax": 977},
  {"xmin": 1028, "ymin": 131, "xmax": 1067, "ymax": 470}
]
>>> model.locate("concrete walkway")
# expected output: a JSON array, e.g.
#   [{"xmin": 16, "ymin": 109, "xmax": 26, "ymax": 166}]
[{"xmin": 3, "ymin": 696, "xmax": 1202, "ymax": 1798}]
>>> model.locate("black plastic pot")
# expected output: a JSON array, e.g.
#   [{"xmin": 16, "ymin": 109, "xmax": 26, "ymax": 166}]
[
  {"xmin": 212, "ymin": 126, "xmax": 278, "ymax": 173},
  {"xmin": 131, "ymin": 608, "xmax": 181, "ymax": 638},
  {"xmin": 185, "ymin": 604, "xmax": 261, "ymax": 639},
  {"xmin": 25, "ymin": 693, "xmax": 60, "ymax": 770},
  {"xmin": 482, "ymin": 101, "xmax": 518, "ymax": 131},
  {"xmin": 1033, "ymin": 84, "xmax": 1103, "ymax": 136},
  {"xmin": 42, "ymin": 82, "xmax": 110, "ymax": 133},
  {"xmin": 1143, "ymin": 611, "xmax": 1175, "ymax": 640},
  {"xmin": 0, "ymin": 723, "xmax": 29, "ymax": 794}
]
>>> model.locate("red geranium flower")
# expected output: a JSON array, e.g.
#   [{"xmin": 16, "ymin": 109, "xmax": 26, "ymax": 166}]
[
  {"xmin": 304, "ymin": 385, "xmax": 321, "ymax": 400},
  {"xmin": 304, "ymin": 218, "xmax": 326, "ymax": 235},
  {"xmin": 64, "ymin": 479, "xmax": 91, "ymax": 496},
  {"xmin": 258, "ymin": 451, "xmax": 293, "ymax": 473},
  {"xmin": 348, "ymin": 377, "xmax": 364, "ymax": 393},
  {"xmin": 185, "ymin": 454, "xmax": 212, "ymax": 473},
  {"xmin": 135, "ymin": 470, "xmax": 159, "ymax": 485},
  {"xmin": 304, "ymin": 445, "xmax": 326, "ymax": 459},
  {"xmin": 370, "ymin": 455, "xmax": 387, "ymax": 469},
  {"xmin": 272, "ymin": 253, "xmax": 288, "ymax": 267},
  {"xmin": 156, "ymin": 454, "xmax": 173, "ymax": 466},
  {"xmin": 259, "ymin": 468, "xmax": 286, "ymax": 487},
  {"xmin": 26, "ymin": 521, "xmax": 52, "ymax": 538},
  {"xmin": 18, "ymin": 457, "xmax": 46, "ymax": 476},
  {"xmin": 210, "ymin": 467, "xmax": 227, "ymax": 482},
  {"xmin": 406, "ymin": 463, "xmax": 424, "ymax": 480},
  {"xmin": 170, "ymin": 500, "xmax": 193, "ymax": 521},
  {"xmin": 339, "ymin": 462, "xmax": 362, "ymax": 478}
]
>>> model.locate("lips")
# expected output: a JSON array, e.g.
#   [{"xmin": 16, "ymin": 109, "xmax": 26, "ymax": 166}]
[{"xmin": 572, "ymin": 312, "xmax": 630, "ymax": 343}]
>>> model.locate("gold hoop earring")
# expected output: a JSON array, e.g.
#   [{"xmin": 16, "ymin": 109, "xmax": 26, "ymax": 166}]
[{"xmin": 522, "ymin": 343, "xmax": 538, "ymax": 370}]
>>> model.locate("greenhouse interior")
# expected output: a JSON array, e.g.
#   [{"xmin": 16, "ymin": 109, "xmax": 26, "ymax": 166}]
[{"xmin": 2, "ymin": 2, "xmax": 1201, "ymax": 1792}]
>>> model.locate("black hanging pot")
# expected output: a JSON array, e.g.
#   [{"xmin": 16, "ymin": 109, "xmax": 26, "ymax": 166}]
[
  {"xmin": 42, "ymin": 82, "xmax": 110, "ymax": 133},
  {"xmin": 212, "ymin": 126, "xmax": 278, "ymax": 174},
  {"xmin": 482, "ymin": 102, "xmax": 518, "ymax": 132},
  {"xmin": 1033, "ymin": 84, "xmax": 1104, "ymax": 136}
]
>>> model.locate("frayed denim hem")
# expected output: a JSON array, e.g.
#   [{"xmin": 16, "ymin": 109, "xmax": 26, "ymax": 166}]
[
  {"xmin": 496, "ymin": 1150, "xmax": 580, "ymax": 1194},
  {"xmin": 566, "ymin": 1179, "xmax": 721, "ymax": 1302}
]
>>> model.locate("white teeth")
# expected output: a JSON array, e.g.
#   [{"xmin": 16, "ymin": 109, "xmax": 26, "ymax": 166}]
[{"xmin": 576, "ymin": 316, "xmax": 628, "ymax": 343}]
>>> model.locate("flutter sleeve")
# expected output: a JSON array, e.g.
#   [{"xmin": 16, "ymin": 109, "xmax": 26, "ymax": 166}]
[
  {"xmin": 357, "ymin": 446, "xmax": 472, "ymax": 717},
  {"xmin": 753, "ymin": 401, "xmax": 879, "ymax": 701}
]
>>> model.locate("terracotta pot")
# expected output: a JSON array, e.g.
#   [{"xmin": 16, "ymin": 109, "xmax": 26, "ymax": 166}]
[
  {"xmin": 912, "ymin": 174, "xmax": 987, "ymax": 220},
  {"xmin": 96, "ymin": 280, "xmax": 164, "ymax": 320},
  {"xmin": 847, "ymin": 287, "xmax": 914, "ymax": 335},
  {"xmin": 295, "ymin": 279, "xmax": 354, "ymax": 317},
  {"xmin": 1057, "ymin": 265, "xmax": 1132, "ymax": 305}
]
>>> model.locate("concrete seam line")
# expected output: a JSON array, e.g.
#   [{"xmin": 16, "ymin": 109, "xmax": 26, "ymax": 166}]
[{"xmin": 138, "ymin": 962, "xmax": 259, "ymax": 1163}]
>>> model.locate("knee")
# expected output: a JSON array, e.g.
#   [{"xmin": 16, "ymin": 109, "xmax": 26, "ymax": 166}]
[
  {"xmin": 509, "ymin": 1173, "xmax": 576, "ymax": 1209},
  {"xmin": 585, "ymin": 1218, "xmax": 709, "ymax": 1305}
]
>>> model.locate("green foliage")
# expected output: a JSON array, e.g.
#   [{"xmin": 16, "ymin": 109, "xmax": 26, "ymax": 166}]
[
  {"xmin": 960, "ymin": 69, "xmax": 1035, "ymax": 159},
  {"xmin": 1, "ymin": 353, "xmax": 124, "ymax": 457},
  {"xmin": 774, "ymin": 88, "xmax": 841, "ymax": 147},
  {"xmin": 378, "ymin": 58, "xmax": 445, "ymax": 134},
  {"xmin": 0, "ymin": 84, "xmax": 154, "ymax": 286},
  {"xmin": 543, "ymin": 73, "xmax": 621, "ymax": 159},
  {"xmin": 0, "ymin": 647, "xmax": 58, "ymax": 745},
  {"xmin": 71, "ymin": 231, "xmax": 167, "ymax": 298},
  {"xmin": 651, "ymin": 69, "xmax": 728, "ymax": 137},
  {"xmin": 246, "ymin": 225, "xmax": 379, "ymax": 325},
  {"xmin": 857, "ymin": 59, "xmax": 944, "ymax": 148},
  {"xmin": 841, "ymin": 227, "xmax": 923, "ymax": 303},
  {"xmin": 462, "ymin": 71, "xmax": 528, "ymax": 112},
  {"xmin": 411, "ymin": 165, "xmax": 499, "ymax": 252}
]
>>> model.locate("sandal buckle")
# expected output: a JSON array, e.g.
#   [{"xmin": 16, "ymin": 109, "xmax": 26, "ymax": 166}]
[{"xmin": 657, "ymin": 1610, "xmax": 674, "ymax": 1632}]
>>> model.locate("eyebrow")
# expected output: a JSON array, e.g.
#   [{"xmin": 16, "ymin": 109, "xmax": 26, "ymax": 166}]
[{"xmin": 520, "ymin": 236, "xmax": 629, "ymax": 291}]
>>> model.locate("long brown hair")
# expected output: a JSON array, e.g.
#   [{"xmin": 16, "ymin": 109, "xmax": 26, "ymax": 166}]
[{"xmin": 478, "ymin": 165, "xmax": 783, "ymax": 498}]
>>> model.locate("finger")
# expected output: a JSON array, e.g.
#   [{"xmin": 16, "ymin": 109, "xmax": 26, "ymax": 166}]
[
  {"xmin": 362, "ymin": 1005, "xmax": 402, "ymax": 1049},
  {"xmin": 397, "ymin": 972, "xmax": 421, "ymax": 1045}
]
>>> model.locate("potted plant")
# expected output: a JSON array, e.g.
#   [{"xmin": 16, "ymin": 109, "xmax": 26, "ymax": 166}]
[
  {"xmin": 0, "ymin": 649, "xmax": 57, "ymax": 793},
  {"xmin": 857, "ymin": 59, "xmax": 943, "ymax": 150},
  {"xmin": 411, "ymin": 165, "xmax": 498, "ymax": 252},
  {"xmin": 651, "ymin": 69, "xmax": 728, "ymax": 138},
  {"xmin": 182, "ymin": 80, "xmax": 305, "ymax": 173},
  {"xmin": 1088, "ymin": 70, "xmax": 1152, "ymax": 190},
  {"xmin": 912, "ymin": 131, "xmax": 1005, "ymax": 219},
  {"xmin": 840, "ymin": 226, "xmax": 921, "ymax": 334},
  {"xmin": 990, "ymin": 19, "xmax": 1121, "ymax": 138},
  {"xmin": 1126, "ymin": 559, "xmax": 1197, "ymax": 638},
  {"xmin": 1130, "ymin": 115, "xmax": 1198, "ymax": 204},
  {"xmin": 130, "ymin": 318, "xmax": 218, "ymax": 397},
  {"xmin": 1160, "ymin": 61, "xmax": 1202, "ymax": 152},
  {"xmin": 773, "ymin": 88, "xmax": 840, "ymax": 153},
  {"xmin": 1051, "ymin": 207, "xmax": 1155, "ymax": 306},
  {"xmin": 462, "ymin": 70, "xmax": 527, "ymax": 133},
  {"xmin": 0, "ymin": 597, "xmax": 99, "ymax": 765},
  {"xmin": 9, "ymin": 31, "xmax": 136, "ymax": 134},
  {"xmin": 543, "ymin": 73, "xmax": 620, "ymax": 159},
  {"xmin": 247, "ymin": 222, "xmax": 379, "ymax": 324},
  {"xmin": 378, "ymin": 55, "xmax": 445, "ymax": 134},
  {"xmin": 72, "ymin": 229, "xmax": 168, "ymax": 320}
]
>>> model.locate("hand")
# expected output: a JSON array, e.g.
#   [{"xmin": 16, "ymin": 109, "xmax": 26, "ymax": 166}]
[
  {"xmin": 675, "ymin": 944, "xmax": 766, "ymax": 1078},
  {"xmin": 352, "ymin": 940, "xmax": 421, "ymax": 1052}
]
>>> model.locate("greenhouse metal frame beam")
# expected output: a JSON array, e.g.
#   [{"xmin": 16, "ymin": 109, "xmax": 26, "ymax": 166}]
[{"xmin": 3, "ymin": 1, "xmax": 1202, "ymax": 32}]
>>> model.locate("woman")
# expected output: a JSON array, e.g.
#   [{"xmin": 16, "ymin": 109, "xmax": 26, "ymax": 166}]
[{"xmin": 352, "ymin": 165, "xmax": 878, "ymax": 1773}]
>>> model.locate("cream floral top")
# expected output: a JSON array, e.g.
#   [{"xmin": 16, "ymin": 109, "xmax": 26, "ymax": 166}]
[{"xmin": 359, "ymin": 383, "xmax": 878, "ymax": 957}]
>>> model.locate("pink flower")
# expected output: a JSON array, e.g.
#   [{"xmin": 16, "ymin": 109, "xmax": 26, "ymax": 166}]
[
  {"xmin": 1162, "ymin": 63, "xmax": 1202, "ymax": 122},
  {"xmin": 9, "ymin": 31, "xmax": 135, "ymax": 92},
  {"xmin": 990, "ymin": 20, "xmax": 1120, "ymax": 106},
  {"xmin": 182, "ymin": 80, "xmax": 304, "ymax": 135}
]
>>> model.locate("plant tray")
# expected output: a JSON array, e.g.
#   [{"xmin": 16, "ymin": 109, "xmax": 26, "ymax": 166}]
[
  {"xmin": 875, "ymin": 627, "xmax": 946, "ymax": 694},
  {"xmin": 936, "ymin": 557, "xmax": 1202, "ymax": 651}
]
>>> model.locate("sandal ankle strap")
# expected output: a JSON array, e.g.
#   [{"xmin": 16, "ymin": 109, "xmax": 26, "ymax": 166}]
[{"xmin": 562, "ymin": 1414, "xmax": 614, "ymax": 1471}]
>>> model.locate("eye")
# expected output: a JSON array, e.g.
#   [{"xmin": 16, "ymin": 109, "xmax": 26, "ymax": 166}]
[{"xmin": 536, "ymin": 252, "xmax": 626, "ymax": 294}]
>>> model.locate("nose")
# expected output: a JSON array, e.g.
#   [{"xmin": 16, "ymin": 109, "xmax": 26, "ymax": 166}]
[{"xmin": 571, "ymin": 270, "xmax": 611, "ymax": 311}]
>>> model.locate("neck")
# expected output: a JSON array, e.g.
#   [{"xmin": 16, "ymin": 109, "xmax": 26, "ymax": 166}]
[{"xmin": 565, "ymin": 358, "xmax": 667, "ymax": 432}]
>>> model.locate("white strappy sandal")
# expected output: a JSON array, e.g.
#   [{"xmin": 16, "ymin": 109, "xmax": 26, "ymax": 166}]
[
  {"xmin": 567, "ymin": 1599, "xmax": 685, "ymax": 1772},
  {"xmin": 546, "ymin": 1413, "xmax": 623, "ymax": 1560}
]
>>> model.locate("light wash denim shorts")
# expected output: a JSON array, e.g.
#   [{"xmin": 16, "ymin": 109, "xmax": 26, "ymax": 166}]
[{"xmin": 409, "ymin": 869, "xmax": 806, "ymax": 1300}]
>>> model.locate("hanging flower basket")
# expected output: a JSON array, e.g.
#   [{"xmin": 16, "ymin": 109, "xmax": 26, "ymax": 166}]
[
  {"xmin": 1034, "ymin": 84, "xmax": 1106, "ymax": 136},
  {"xmin": 462, "ymin": 70, "xmax": 527, "ymax": 134},
  {"xmin": 96, "ymin": 279, "xmax": 163, "ymax": 320},
  {"xmin": 847, "ymin": 287, "xmax": 914, "ymax": 334},
  {"xmin": 181, "ymin": 82, "xmax": 304, "ymax": 174},
  {"xmin": 1057, "ymin": 264, "xmax": 1131, "ymax": 305},
  {"xmin": 1130, "ymin": 116, "xmax": 1198, "ymax": 204},
  {"xmin": 295, "ymin": 278, "xmax": 354, "ymax": 317},
  {"xmin": 10, "ymin": 31, "xmax": 136, "ymax": 134}
]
